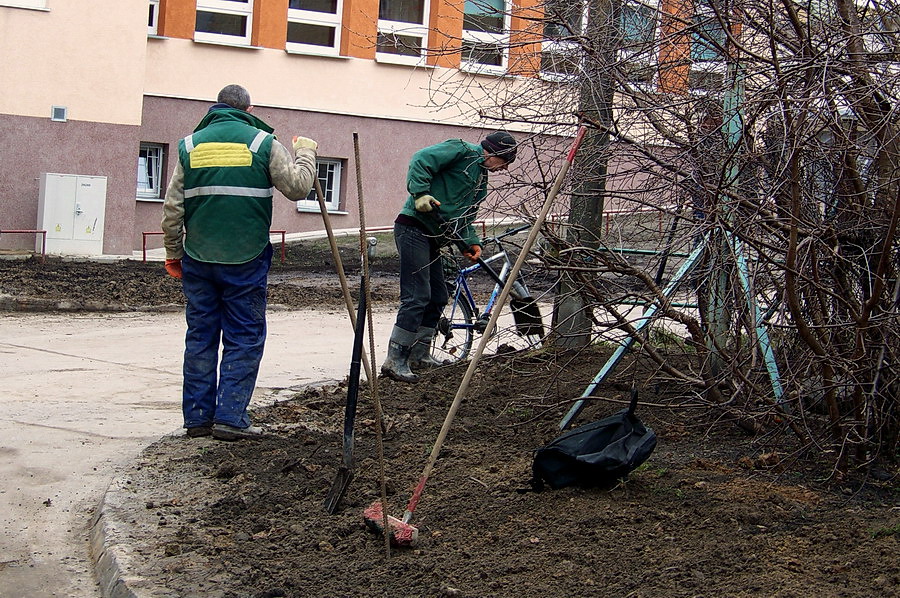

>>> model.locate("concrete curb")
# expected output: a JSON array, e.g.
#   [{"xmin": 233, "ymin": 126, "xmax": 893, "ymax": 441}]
[{"xmin": 91, "ymin": 488, "xmax": 139, "ymax": 598}]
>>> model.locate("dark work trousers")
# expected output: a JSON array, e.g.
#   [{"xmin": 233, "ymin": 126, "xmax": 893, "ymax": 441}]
[
  {"xmin": 394, "ymin": 221, "xmax": 449, "ymax": 334},
  {"xmin": 180, "ymin": 243, "xmax": 272, "ymax": 430}
]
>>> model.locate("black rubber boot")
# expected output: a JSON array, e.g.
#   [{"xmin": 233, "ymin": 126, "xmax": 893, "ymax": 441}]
[
  {"xmin": 380, "ymin": 326, "xmax": 419, "ymax": 383},
  {"xmin": 410, "ymin": 327, "xmax": 447, "ymax": 369}
]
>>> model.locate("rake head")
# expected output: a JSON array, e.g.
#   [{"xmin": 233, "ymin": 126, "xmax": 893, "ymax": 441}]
[{"xmin": 362, "ymin": 500, "xmax": 419, "ymax": 548}]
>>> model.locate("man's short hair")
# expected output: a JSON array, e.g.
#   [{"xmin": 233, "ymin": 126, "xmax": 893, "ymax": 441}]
[{"xmin": 217, "ymin": 85, "xmax": 252, "ymax": 111}]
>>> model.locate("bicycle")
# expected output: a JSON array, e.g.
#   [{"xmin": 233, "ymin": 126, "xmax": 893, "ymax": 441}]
[{"xmin": 430, "ymin": 224, "xmax": 545, "ymax": 363}]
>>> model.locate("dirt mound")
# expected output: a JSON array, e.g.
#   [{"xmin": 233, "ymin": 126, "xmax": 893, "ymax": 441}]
[
  {"xmin": 2, "ymin": 245, "xmax": 897, "ymax": 597},
  {"xmin": 108, "ymin": 348, "xmax": 899, "ymax": 598}
]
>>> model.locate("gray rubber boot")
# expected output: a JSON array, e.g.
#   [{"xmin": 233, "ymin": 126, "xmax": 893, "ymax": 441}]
[
  {"xmin": 410, "ymin": 327, "xmax": 447, "ymax": 369},
  {"xmin": 380, "ymin": 326, "xmax": 420, "ymax": 383}
]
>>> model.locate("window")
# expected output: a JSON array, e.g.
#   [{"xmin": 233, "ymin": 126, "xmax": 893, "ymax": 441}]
[
  {"xmin": 297, "ymin": 159, "xmax": 343, "ymax": 212},
  {"xmin": 149, "ymin": 0, "xmax": 160, "ymax": 35},
  {"xmin": 540, "ymin": 0, "xmax": 585, "ymax": 80},
  {"xmin": 689, "ymin": 0, "xmax": 726, "ymax": 91},
  {"xmin": 619, "ymin": 0, "xmax": 658, "ymax": 85},
  {"xmin": 376, "ymin": 0, "xmax": 428, "ymax": 65},
  {"xmin": 195, "ymin": 0, "xmax": 253, "ymax": 45},
  {"xmin": 462, "ymin": 0, "xmax": 510, "ymax": 74},
  {"xmin": 138, "ymin": 143, "xmax": 166, "ymax": 200},
  {"xmin": 287, "ymin": 0, "xmax": 343, "ymax": 55},
  {"xmin": 0, "ymin": 1, "xmax": 47, "ymax": 9}
]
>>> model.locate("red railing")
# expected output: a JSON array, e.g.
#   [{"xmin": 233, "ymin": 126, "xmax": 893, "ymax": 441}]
[{"xmin": 0, "ymin": 229, "xmax": 47, "ymax": 262}]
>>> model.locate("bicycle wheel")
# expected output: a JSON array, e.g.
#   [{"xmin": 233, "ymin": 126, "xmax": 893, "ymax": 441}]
[{"xmin": 431, "ymin": 286, "xmax": 475, "ymax": 363}]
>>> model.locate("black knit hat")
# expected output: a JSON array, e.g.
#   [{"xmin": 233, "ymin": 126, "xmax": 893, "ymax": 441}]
[{"xmin": 481, "ymin": 131, "xmax": 517, "ymax": 163}]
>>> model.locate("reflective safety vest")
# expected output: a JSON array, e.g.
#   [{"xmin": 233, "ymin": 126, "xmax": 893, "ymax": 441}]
[{"xmin": 179, "ymin": 108, "xmax": 275, "ymax": 264}]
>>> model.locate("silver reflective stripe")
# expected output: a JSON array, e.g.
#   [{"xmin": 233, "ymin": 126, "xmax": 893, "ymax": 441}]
[
  {"xmin": 248, "ymin": 131, "xmax": 269, "ymax": 153},
  {"xmin": 183, "ymin": 135, "xmax": 195, "ymax": 153},
  {"xmin": 184, "ymin": 185, "xmax": 275, "ymax": 199}
]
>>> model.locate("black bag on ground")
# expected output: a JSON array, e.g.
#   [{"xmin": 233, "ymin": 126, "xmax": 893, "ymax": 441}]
[{"xmin": 531, "ymin": 389, "xmax": 657, "ymax": 490}]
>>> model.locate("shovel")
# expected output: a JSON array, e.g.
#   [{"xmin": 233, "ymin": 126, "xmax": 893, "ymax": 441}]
[{"xmin": 323, "ymin": 276, "xmax": 367, "ymax": 514}]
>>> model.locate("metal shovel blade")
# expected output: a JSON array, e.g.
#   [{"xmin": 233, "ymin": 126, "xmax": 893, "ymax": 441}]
[{"xmin": 323, "ymin": 466, "xmax": 354, "ymax": 515}]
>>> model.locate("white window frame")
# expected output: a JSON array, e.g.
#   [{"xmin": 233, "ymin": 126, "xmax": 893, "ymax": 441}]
[
  {"xmin": 618, "ymin": 0, "xmax": 659, "ymax": 88},
  {"xmin": 149, "ymin": 0, "xmax": 160, "ymax": 35},
  {"xmin": 138, "ymin": 143, "xmax": 166, "ymax": 201},
  {"xmin": 194, "ymin": 0, "xmax": 254, "ymax": 46},
  {"xmin": 460, "ymin": 0, "xmax": 511, "ymax": 75},
  {"xmin": 297, "ymin": 159, "xmax": 342, "ymax": 212},
  {"xmin": 375, "ymin": 0, "xmax": 429, "ymax": 66},
  {"xmin": 286, "ymin": 0, "xmax": 343, "ymax": 56},
  {"xmin": 539, "ymin": 0, "xmax": 586, "ymax": 82},
  {"xmin": 0, "ymin": 0, "xmax": 48, "ymax": 9}
]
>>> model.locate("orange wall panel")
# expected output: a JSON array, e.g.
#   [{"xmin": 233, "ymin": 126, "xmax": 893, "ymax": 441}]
[
  {"xmin": 254, "ymin": 0, "xmax": 289, "ymax": 48},
  {"xmin": 428, "ymin": 0, "xmax": 463, "ymax": 68},
  {"xmin": 509, "ymin": 0, "xmax": 542, "ymax": 77},
  {"xmin": 342, "ymin": 0, "xmax": 378, "ymax": 59},
  {"xmin": 159, "ymin": 0, "xmax": 196, "ymax": 39},
  {"xmin": 658, "ymin": 0, "xmax": 691, "ymax": 94}
]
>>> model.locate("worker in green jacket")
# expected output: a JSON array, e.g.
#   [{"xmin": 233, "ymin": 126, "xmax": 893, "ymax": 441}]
[
  {"xmin": 161, "ymin": 84, "xmax": 318, "ymax": 440},
  {"xmin": 382, "ymin": 131, "xmax": 517, "ymax": 383}
]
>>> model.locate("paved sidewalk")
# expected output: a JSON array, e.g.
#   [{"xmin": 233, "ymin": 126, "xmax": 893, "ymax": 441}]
[{"xmin": 0, "ymin": 308, "xmax": 395, "ymax": 598}]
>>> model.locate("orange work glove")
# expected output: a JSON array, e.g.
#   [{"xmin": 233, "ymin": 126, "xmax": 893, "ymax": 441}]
[
  {"xmin": 165, "ymin": 258, "xmax": 183, "ymax": 279},
  {"xmin": 463, "ymin": 244, "xmax": 482, "ymax": 262}
]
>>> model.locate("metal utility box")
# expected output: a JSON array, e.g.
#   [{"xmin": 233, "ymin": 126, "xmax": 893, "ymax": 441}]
[{"xmin": 37, "ymin": 173, "xmax": 107, "ymax": 256}]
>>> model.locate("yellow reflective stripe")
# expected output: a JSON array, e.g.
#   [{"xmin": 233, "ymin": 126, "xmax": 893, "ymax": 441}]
[{"xmin": 189, "ymin": 142, "xmax": 252, "ymax": 168}]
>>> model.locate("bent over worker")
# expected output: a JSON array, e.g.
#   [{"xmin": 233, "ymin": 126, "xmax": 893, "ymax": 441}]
[
  {"xmin": 161, "ymin": 84, "xmax": 318, "ymax": 441},
  {"xmin": 381, "ymin": 130, "xmax": 517, "ymax": 383}
]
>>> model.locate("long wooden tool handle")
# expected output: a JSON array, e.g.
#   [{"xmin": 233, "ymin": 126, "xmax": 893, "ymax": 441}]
[
  {"xmin": 315, "ymin": 179, "xmax": 373, "ymax": 381},
  {"xmin": 403, "ymin": 125, "xmax": 588, "ymax": 521}
]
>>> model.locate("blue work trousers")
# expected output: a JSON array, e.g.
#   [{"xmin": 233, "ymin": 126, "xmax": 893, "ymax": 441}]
[
  {"xmin": 180, "ymin": 244, "xmax": 272, "ymax": 429},
  {"xmin": 394, "ymin": 222, "xmax": 449, "ymax": 334}
]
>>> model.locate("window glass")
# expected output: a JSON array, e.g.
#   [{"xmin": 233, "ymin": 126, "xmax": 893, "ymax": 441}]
[
  {"xmin": 543, "ymin": 0, "xmax": 583, "ymax": 38},
  {"xmin": 618, "ymin": 0, "xmax": 657, "ymax": 85},
  {"xmin": 378, "ymin": 0, "xmax": 423, "ymax": 24},
  {"xmin": 289, "ymin": 0, "xmax": 338, "ymax": 12},
  {"xmin": 691, "ymin": 2, "xmax": 726, "ymax": 62},
  {"xmin": 196, "ymin": 11, "xmax": 248, "ymax": 37},
  {"xmin": 377, "ymin": 32, "xmax": 423, "ymax": 56},
  {"xmin": 464, "ymin": 0, "xmax": 504, "ymax": 33},
  {"xmin": 462, "ymin": 40, "xmax": 503, "ymax": 66},
  {"xmin": 288, "ymin": 22, "xmax": 336, "ymax": 47},
  {"xmin": 621, "ymin": 3, "xmax": 655, "ymax": 44}
]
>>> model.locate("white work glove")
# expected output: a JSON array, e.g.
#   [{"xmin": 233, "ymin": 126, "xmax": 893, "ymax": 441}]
[
  {"xmin": 414, "ymin": 194, "xmax": 440, "ymax": 213},
  {"xmin": 292, "ymin": 136, "xmax": 318, "ymax": 152}
]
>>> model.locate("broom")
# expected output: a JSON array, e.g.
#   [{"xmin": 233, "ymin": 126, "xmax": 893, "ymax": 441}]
[{"xmin": 364, "ymin": 125, "xmax": 588, "ymax": 547}]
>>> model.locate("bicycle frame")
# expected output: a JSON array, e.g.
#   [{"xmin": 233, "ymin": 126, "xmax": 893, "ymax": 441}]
[
  {"xmin": 453, "ymin": 251, "xmax": 514, "ymax": 325},
  {"xmin": 432, "ymin": 225, "xmax": 540, "ymax": 362}
]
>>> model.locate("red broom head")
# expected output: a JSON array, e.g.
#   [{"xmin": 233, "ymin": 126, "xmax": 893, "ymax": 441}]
[{"xmin": 363, "ymin": 501, "xmax": 419, "ymax": 547}]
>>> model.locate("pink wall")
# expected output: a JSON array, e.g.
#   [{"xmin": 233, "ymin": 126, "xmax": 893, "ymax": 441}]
[
  {"xmin": 137, "ymin": 96, "xmax": 494, "ymax": 245},
  {"xmin": 0, "ymin": 114, "xmax": 139, "ymax": 255}
]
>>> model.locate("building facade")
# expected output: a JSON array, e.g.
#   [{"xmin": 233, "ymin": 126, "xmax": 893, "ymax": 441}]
[{"xmin": 0, "ymin": 0, "xmax": 710, "ymax": 256}]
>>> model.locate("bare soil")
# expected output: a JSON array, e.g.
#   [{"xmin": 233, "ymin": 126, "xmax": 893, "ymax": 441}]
[{"xmin": 2, "ymin": 243, "xmax": 898, "ymax": 598}]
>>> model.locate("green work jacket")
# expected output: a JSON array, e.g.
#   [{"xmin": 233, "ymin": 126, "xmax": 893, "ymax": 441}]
[
  {"xmin": 399, "ymin": 139, "xmax": 488, "ymax": 247},
  {"xmin": 178, "ymin": 108, "xmax": 275, "ymax": 264}
]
